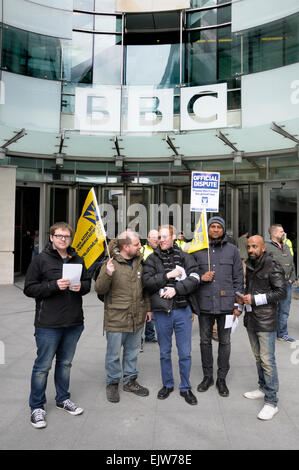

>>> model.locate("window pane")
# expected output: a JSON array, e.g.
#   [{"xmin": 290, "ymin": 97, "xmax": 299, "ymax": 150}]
[
  {"xmin": 126, "ymin": 43, "xmax": 180, "ymax": 87},
  {"xmin": 94, "ymin": 14, "xmax": 122, "ymax": 32},
  {"xmin": 73, "ymin": 12, "xmax": 94, "ymax": 29},
  {"xmin": 93, "ymin": 34, "xmax": 122, "ymax": 84},
  {"xmin": 2, "ymin": 24, "xmax": 61, "ymax": 80},
  {"xmin": 185, "ymin": 29, "xmax": 217, "ymax": 85},
  {"xmin": 65, "ymin": 31, "xmax": 93, "ymax": 83}
]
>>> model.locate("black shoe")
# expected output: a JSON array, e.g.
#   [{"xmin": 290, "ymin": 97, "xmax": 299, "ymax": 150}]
[
  {"xmin": 106, "ymin": 383, "xmax": 120, "ymax": 403},
  {"xmin": 157, "ymin": 386, "xmax": 174, "ymax": 400},
  {"xmin": 216, "ymin": 378, "xmax": 229, "ymax": 397},
  {"xmin": 123, "ymin": 378, "xmax": 149, "ymax": 397},
  {"xmin": 180, "ymin": 390, "xmax": 198, "ymax": 405},
  {"xmin": 197, "ymin": 376, "xmax": 214, "ymax": 392}
]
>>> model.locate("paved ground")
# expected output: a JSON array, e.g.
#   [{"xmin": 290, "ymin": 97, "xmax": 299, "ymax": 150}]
[{"xmin": 1, "ymin": 278, "xmax": 299, "ymax": 451}]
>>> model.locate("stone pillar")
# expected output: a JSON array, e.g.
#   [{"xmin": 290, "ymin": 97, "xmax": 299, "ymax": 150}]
[{"xmin": 0, "ymin": 166, "xmax": 16, "ymax": 284}]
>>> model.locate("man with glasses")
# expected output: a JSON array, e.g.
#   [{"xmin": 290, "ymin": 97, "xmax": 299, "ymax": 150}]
[{"xmin": 24, "ymin": 222, "xmax": 91, "ymax": 429}]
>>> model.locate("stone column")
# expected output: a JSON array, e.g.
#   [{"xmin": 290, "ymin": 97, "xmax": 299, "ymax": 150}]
[{"xmin": 0, "ymin": 166, "xmax": 16, "ymax": 284}]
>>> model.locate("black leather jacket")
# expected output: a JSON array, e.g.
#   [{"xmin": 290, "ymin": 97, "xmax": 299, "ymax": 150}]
[
  {"xmin": 244, "ymin": 253, "xmax": 287, "ymax": 332},
  {"xmin": 142, "ymin": 247, "xmax": 200, "ymax": 313}
]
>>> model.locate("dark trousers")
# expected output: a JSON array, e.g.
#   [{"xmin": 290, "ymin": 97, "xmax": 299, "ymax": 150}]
[{"xmin": 199, "ymin": 314, "xmax": 231, "ymax": 380}]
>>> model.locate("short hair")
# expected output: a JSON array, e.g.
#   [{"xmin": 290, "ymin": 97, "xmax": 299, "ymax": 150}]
[
  {"xmin": 158, "ymin": 225, "xmax": 176, "ymax": 238},
  {"xmin": 50, "ymin": 222, "xmax": 73, "ymax": 237},
  {"xmin": 117, "ymin": 230, "xmax": 138, "ymax": 250},
  {"xmin": 268, "ymin": 224, "xmax": 283, "ymax": 236}
]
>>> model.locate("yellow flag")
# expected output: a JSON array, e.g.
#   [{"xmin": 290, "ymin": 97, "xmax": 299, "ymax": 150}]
[
  {"xmin": 72, "ymin": 188, "xmax": 106, "ymax": 269},
  {"xmin": 188, "ymin": 210, "xmax": 209, "ymax": 253}
]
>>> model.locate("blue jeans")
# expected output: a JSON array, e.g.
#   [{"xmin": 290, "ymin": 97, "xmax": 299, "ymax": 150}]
[
  {"xmin": 247, "ymin": 329, "xmax": 279, "ymax": 406},
  {"xmin": 30, "ymin": 325, "xmax": 84, "ymax": 410},
  {"xmin": 277, "ymin": 281, "xmax": 292, "ymax": 338},
  {"xmin": 105, "ymin": 327, "xmax": 143, "ymax": 384},
  {"xmin": 154, "ymin": 307, "xmax": 193, "ymax": 392}
]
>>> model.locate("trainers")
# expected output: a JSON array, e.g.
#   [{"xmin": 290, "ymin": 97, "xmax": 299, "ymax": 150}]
[
  {"xmin": 244, "ymin": 389, "xmax": 265, "ymax": 400},
  {"xmin": 56, "ymin": 399, "xmax": 84, "ymax": 415},
  {"xmin": 123, "ymin": 378, "xmax": 149, "ymax": 397},
  {"xmin": 106, "ymin": 383, "xmax": 120, "ymax": 403},
  {"xmin": 278, "ymin": 335, "xmax": 295, "ymax": 343},
  {"xmin": 31, "ymin": 408, "xmax": 46, "ymax": 429},
  {"xmin": 257, "ymin": 404, "xmax": 278, "ymax": 420}
]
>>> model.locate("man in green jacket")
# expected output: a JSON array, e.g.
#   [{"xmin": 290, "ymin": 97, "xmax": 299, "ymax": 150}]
[
  {"xmin": 95, "ymin": 231, "xmax": 151, "ymax": 403},
  {"xmin": 265, "ymin": 224, "xmax": 296, "ymax": 343}
]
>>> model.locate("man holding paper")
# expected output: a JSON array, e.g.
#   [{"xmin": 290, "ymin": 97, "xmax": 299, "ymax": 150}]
[
  {"xmin": 191, "ymin": 216, "xmax": 243, "ymax": 397},
  {"xmin": 142, "ymin": 225, "xmax": 200, "ymax": 405},
  {"xmin": 238, "ymin": 235, "xmax": 287, "ymax": 420},
  {"xmin": 24, "ymin": 222, "xmax": 91, "ymax": 429}
]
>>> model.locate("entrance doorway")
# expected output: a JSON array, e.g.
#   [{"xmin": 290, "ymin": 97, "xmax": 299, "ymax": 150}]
[
  {"xmin": 15, "ymin": 186, "xmax": 40, "ymax": 274},
  {"xmin": 264, "ymin": 181, "xmax": 298, "ymax": 269}
]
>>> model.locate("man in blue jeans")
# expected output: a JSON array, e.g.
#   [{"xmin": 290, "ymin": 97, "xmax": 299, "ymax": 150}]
[
  {"xmin": 265, "ymin": 224, "xmax": 296, "ymax": 343},
  {"xmin": 143, "ymin": 225, "xmax": 200, "ymax": 405},
  {"xmin": 239, "ymin": 235, "xmax": 287, "ymax": 420},
  {"xmin": 95, "ymin": 231, "xmax": 151, "ymax": 403},
  {"xmin": 24, "ymin": 222, "xmax": 91, "ymax": 429}
]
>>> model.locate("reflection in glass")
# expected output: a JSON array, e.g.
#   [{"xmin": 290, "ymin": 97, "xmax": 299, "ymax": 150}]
[
  {"xmin": 2, "ymin": 25, "xmax": 61, "ymax": 80},
  {"xmin": 65, "ymin": 32, "xmax": 93, "ymax": 83},
  {"xmin": 126, "ymin": 43, "xmax": 180, "ymax": 87},
  {"xmin": 93, "ymin": 34, "xmax": 122, "ymax": 85}
]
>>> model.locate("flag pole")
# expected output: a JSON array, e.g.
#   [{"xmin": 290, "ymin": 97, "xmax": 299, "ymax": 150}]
[
  {"xmin": 91, "ymin": 187, "xmax": 110, "ymax": 258},
  {"xmin": 203, "ymin": 207, "xmax": 210, "ymax": 271}
]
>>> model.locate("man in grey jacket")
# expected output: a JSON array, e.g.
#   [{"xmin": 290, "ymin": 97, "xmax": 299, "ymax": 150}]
[
  {"xmin": 265, "ymin": 224, "xmax": 296, "ymax": 343},
  {"xmin": 191, "ymin": 216, "xmax": 243, "ymax": 397}
]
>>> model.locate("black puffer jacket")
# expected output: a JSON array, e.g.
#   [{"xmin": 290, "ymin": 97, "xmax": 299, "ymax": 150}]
[
  {"xmin": 191, "ymin": 235, "xmax": 244, "ymax": 315},
  {"xmin": 24, "ymin": 243, "xmax": 91, "ymax": 328},
  {"xmin": 142, "ymin": 247, "xmax": 200, "ymax": 313},
  {"xmin": 244, "ymin": 253, "xmax": 287, "ymax": 332}
]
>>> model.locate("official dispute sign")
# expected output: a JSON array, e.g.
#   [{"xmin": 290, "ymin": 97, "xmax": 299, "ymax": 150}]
[{"xmin": 190, "ymin": 171, "xmax": 220, "ymax": 213}]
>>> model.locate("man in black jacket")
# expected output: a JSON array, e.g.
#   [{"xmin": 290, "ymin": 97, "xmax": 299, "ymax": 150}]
[
  {"xmin": 191, "ymin": 216, "xmax": 243, "ymax": 397},
  {"xmin": 24, "ymin": 222, "xmax": 91, "ymax": 429},
  {"xmin": 142, "ymin": 225, "xmax": 200, "ymax": 405},
  {"xmin": 238, "ymin": 235, "xmax": 287, "ymax": 420}
]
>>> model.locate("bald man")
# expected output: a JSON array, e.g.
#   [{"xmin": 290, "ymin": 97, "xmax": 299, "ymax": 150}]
[{"xmin": 238, "ymin": 235, "xmax": 287, "ymax": 420}]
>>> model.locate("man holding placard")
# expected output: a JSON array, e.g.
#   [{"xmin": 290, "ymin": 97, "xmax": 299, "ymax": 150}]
[
  {"xmin": 24, "ymin": 222, "xmax": 91, "ymax": 429},
  {"xmin": 191, "ymin": 217, "xmax": 243, "ymax": 397}
]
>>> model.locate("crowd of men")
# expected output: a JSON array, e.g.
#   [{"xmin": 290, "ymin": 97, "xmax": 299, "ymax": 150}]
[{"xmin": 23, "ymin": 219, "xmax": 296, "ymax": 428}]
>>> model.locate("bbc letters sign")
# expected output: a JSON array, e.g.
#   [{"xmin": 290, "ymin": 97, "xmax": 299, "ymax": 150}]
[{"xmin": 75, "ymin": 83, "xmax": 227, "ymax": 133}]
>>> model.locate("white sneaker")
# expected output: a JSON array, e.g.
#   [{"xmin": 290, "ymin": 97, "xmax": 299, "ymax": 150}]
[
  {"xmin": 257, "ymin": 404, "xmax": 278, "ymax": 420},
  {"xmin": 243, "ymin": 389, "xmax": 265, "ymax": 400}
]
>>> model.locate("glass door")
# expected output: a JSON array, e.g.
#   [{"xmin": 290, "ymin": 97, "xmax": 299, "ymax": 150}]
[{"xmin": 264, "ymin": 181, "xmax": 298, "ymax": 269}]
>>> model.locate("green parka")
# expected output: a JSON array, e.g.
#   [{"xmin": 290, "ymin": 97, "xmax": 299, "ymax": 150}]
[{"xmin": 95, "ymin": 241, "xmax": 151, "ymax": 333}]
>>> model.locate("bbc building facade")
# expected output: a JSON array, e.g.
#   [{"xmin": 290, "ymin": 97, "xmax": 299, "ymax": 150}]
[{"xmin": 0, "ymin": 0, "xmax": 299, "ymax": 283}]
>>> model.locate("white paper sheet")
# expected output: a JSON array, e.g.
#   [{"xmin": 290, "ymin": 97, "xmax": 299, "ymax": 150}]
[
  {"xmin": 225, "ymin": 315, "xmax": 239, "ymax": 334},
  {"xmin": 175, "ymin": 265, "xmax": 187, "ymax": 281},
  {"xmin": 62, "ymin": 263, "xmax": 82, "ymax": 287}
]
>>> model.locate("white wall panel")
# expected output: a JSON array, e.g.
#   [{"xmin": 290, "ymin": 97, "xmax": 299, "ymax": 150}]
[
  {"xmin": 28, "ymin": 0, "xmax": 73, "ymax": 10},
  {"xmin": 232, "ymin": 0, "xmax": 299, "ymax": 32},
  {"xmin": 241, "ymin": 63, "xmax": 299, "ymax": 127},
  {"xmin": 0, "ymin": 72, "xmax": 61, "ymax": 133},
  {"xmin": 3, "ymin": 0, "xmax": 73, "ymax": 39}
]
